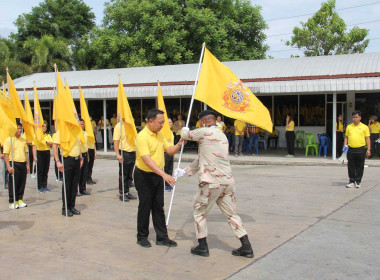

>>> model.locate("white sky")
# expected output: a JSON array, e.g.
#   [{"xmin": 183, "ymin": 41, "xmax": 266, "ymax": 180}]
[{"xmin": 0, "ymin": 0, "xmax": 379, "ymax": 59}]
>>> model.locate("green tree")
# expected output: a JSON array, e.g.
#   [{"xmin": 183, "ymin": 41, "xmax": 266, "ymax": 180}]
[
  {"xmin": 286, "ymin": 0, "xmax": 369, "ymax": 56},
  {"xmin": 88, "ymin": 0, "xmax": 268, "ymax": 68},
  {"xmin": 12, "ymin": 0, "xmax": 95, "ymax": 43}
]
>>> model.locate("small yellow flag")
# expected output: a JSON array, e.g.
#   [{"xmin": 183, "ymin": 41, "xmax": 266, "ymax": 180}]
[
  {"xmin": 0, "ymin": 86, "xmax": 16, "ymax": 122},
  {"xmin": 33, "ymin": 85, "xmax": 45, "ymax": 143},
  {"xmin": 157, "ymin": 82, "xmax": 173, "ymax": 142},
  {"xmin": 117, "ymin": 77, "xmax": 137, "ymax": 147},
  {"xmin": 0, "ymin": 101, "xmax": 16, "ymax": 145},
  {"xmin": 194, "ymin": 48, "xmax": 273, "ymax": 132},
  {"xmin": 79, "ymin": 87, "xmax": 95, "ymax": 144}
]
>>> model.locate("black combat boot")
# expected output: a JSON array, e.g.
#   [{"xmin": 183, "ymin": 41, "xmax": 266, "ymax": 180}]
[
  {"xmin": 232, "ymin": 235, "xmax": 254, "ymax": 258},
  {"xmin": 190, "ymin": 237, "xmax": 209, "ymax": 257}
]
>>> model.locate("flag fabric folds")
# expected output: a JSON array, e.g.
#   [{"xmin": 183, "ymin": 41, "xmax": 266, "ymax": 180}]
[
  {"xmin": 34, "ymin": 85, "xmax": 44, "ymax": 143},
  {"xmin": 194, "ymin": 48, "xmax": 273, "ymax": 132},
  {"xmin": 0, "ymin": 86, "xmax": 16, "ymax": 122},
  {"xmin": 79, "ymin": 87, "xmax": 95, "ymax": 144},
  {"xmin": 0, "ymin": 101, "xmax": 16, "ymax": 145},
  {"xmin": 24, "ymin": 92, "xmax": 36, "ymax": 142},
  {"xmin": 156, "ymin": 82, "xmax": 173, "ymax": 141},
  {"xmin": 55, "ymin": 71, "xmax": 85, "ymax": 156},
  {"xmin": 116, "ymin": 77, "xmax": 137, "ymax": 147}
]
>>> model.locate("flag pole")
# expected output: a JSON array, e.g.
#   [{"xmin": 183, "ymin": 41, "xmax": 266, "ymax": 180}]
[
  {"xmin": 6, "ymin": 67, "xmax": 17, "ymax": 208},
  {"xmin": 2, "ymin": 81, "xmax": 7, "ymax": 189},
  {"xmin": 166, "ymin": 43, "xmax": 206, "ymax": 225},
  {"xmin": 118, "ymin": 74, "xmax": 125, "ymax": 202},
  {"xmin": 53, "ymin": 86, "xmax": 60, "ymax": 182},
  {"xmin": 54, "ymin": 64, "xmax": 68, "ymax": 217}
]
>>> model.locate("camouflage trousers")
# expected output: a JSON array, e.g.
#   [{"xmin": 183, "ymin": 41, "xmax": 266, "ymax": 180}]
[{"xmin": 193, "ymin": 183, "xmax": 247, "ymax": 239}]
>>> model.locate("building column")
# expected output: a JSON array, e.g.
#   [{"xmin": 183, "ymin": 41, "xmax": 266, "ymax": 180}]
[
  {"xmin": 103, "ymin": 99, "xmax": 107, "ymax": 152},
  {"xmin": 332, "ymin": 93, "xmax": 337, "ymax": 160}
]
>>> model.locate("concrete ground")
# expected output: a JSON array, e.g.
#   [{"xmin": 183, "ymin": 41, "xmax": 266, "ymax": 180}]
[{"xmin": 0, "ymin": 154, "xmax": 379, "ymax": 280}]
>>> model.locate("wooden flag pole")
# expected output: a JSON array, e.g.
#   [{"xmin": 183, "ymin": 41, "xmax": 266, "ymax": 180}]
[
  {"xmin": 166, "ymin": 43, "xmax": 206, "ymax": 226},
  {"xmin": 118, "ymin": 74, "xmax": 125, "ymax": 202}
]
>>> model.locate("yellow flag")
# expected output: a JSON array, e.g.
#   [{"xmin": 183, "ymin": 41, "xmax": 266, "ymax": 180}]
[
  {"xmin": 117, "ymin": 77, "xmax": 137, "ymax": 147},
  {"xmin": 79, "ymin": 87, "xmax": 95, "ymax": 144},
  {"xmin": 194, "ymin": 48, "xmax": 273, "ymax": 132},
  {"xmin": 0, "ymin": 101, "xmax": 17, "ymax": 145},
  {"xmin": 55, "ymin": 71, "xmax": 85, "ymax": 156},
  {"xmin": 157, "ymin": 82, "xmax": 173, "ymax": 141},
  {"xmin": 0, "ymin": 87, "xmax": 16, "ymax": 122},
  {"xmin": 34, "ymin": 85, "xmax": 44, "ymax": 143},
  {"xmin": 23, "ymin": 91, "xmax": 36, "ymax": 142}
]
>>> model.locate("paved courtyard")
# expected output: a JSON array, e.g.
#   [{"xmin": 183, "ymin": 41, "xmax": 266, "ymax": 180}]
[{"xmin": 0, "ymin": 157, "xmax": 379, "ymax": 279}]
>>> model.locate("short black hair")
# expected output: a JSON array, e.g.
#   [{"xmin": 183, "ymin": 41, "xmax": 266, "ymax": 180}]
[
  {"xmin": 147, "ymin": 109, "xmax": 164, "ymax": 121},
  {"xmin": 199, "ymin": 110, "xmax": 216, "ymax": 119},
  {"xmin": 79, "ymin": 118, "xmax": 84, "ymax": 122},
  {"xmin": 352, "ymin": 110, "xmax": 362, "ymax": 116}
]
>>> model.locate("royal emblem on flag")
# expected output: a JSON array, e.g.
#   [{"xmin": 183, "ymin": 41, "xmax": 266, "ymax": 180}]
[
  {"xmin": 223, "ymin": 80, "xmax": 251, "ymax": 112},
  {"xmin": 34, "ymin": 112, "xmax": 41, "ymax": 125}
]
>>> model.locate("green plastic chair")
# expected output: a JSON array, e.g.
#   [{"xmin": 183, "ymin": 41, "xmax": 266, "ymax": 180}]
[
  {"xmin": 305, "ymin": 133, "xmax": 319, "ymax": 156},
  {"xmin": 295, "ymin": 130, "xmax": 305, "ymax": 148}
]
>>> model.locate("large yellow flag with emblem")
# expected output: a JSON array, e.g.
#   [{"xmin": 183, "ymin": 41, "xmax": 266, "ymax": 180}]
[
  {"xmin": 7, "ymin": 73, "xmax": 35, "ymax": 141},
  {"xmin": 33, "ymin": 85, "xmax": 44, "ymax": 143},
  {"xmin": 0, "ymin": 101, "xmax": 16, "ymax": 145},
  {"xmin": 117, "ymin": 77, "xmax": 137, "ymax": 147},
  {"xmin": 157, "ymin": 82, "xmax": 173, "ymax": 142},
  {"xmin": 194, "ymin": 48, "xmax": 272, "ymax": 132},
  {"xmin": 24, "ymin": 92, "xmax": 36, "ymax": 142},
  {"xmin": 79, "ymin": 87, "xmax": 95, "ymax": 144},
  {"xmin": 0, "ymin": 85, "xmax": 16, "ymax": 122},
  {"xmin": 55, "ymin": 71, "xmax": 85, "ymax": 156}
]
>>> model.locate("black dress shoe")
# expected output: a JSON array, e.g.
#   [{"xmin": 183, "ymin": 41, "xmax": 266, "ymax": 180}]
[
  {"xmin": 80, "ymin": 190, "xmax": 90, "ymax": 195},
  {"xmin": 89, "ymin": 179, "xmax": 97, "ymax": 184},
  {"xmin": 156, "ymin": 238, "xmax": 177, "ymax": 247},
  {"xmin": 77, "ymin": 192, "xmax": 82, "ymax": 196},
  {"xmin": 119, "ymin": 194, "xmax": 130, "ymax": 202},
  {"xmin": 126, "ymin": 193, "xmax": 137, "ymax": 200},
  {"xmin": 128, "ymin": 183, "xmax": 135, "ymax": 188},
  {"xmin": 62, "ymin": 209, "xmax": 73, "ymax": 217},
  {"xmin": 191, "ymin": 245, "xmax": 209, "ymax": 257},
  {"xmin": 137, "ymin": 239, "xmax": 152, "ymax": 248},
  {"xmin": 70, "ymin": 208, "xmax": 81, "ymax": 215}
]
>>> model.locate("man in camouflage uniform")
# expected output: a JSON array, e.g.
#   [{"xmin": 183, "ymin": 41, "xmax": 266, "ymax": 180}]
[{"xmin": 176, "ymin": 110, "xmax": 253, "ymax": 258}]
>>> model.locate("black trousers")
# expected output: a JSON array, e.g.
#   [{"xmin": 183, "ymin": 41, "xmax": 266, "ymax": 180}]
[
  {"xmin": 164, "ymin": 152, "xmax": 174, "ymax": 187},
  {"xmin": 336, "ymin": 132, "xmax": 344, "ymax": 157},
  {"xmin": 134, "ymin": 167, "xmax": 168, "ymax": 241},
  {"xmin": 54, "ymin": 148, "xmax": 63, "ymax": 180},
  {"xmin": 370, "ymin": 133, "xmax": 380, "ymax": 158},
  {"xmin": 8, "ymin": 162, "xmax": 27, "ymax": 203},
  {"xmin": 87, "ymin": 148, "xmax": 95, "ymax": 180},
  {"xmin": 347, "ymin": 146, "xmax": 366, "ymax": 184},
  {"xmin": 119, "ymin": 151, "xmax": 136, "ymax": 194},
  {"xmin": 286, "ymin": 131, "xmax": 295, "ymax": 155},
  {"xmin": 79, "ymin": 152, "xmax": 89, "ymax": 192},
  {"xmin": 37, "ymin": 150, "xmax": 50, "ymax": 190},
  {"xmin": 100, "ymin": 129, "xmax": 109, "ymax": 149},
  {"xmin": 28, "ymin": 145, "xmax": 35, "ymax": 174},
  {"xmin": 62, "ymin": 157, "xmax": 80, "ymax": 209}
]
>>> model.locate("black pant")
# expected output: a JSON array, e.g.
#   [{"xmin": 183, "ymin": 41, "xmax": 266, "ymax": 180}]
[
  {"xmin": 37, "ymin": 150, "xmax": 50, "ymax": 190},
  {"xmin": 62, "ymin": 156, "xmax": 80, "ymax": 209},
  {"xmin": 267, "ymin": 136, "xmax": 278, "ymax": 149},
  {"xmin": 28, "ymin": 145, "xmax": 35, "ymax": 174},
  {"xmin": 347, "ymin": 146, "xmax": 366, "ymax": 184},
  {"xmin": 8, "ymin": 162, "xmax": 27, "ymax": 203},
  {"xmin": 100, "ymin": 129, "xmax": 109, "ymax": 149},
  {"xmin": 79, "ymin": 153, "xmax": 89, "ymax": 193},
  {"xmin": 286, "ymin": 131, "xmax": 295, "ymax": 155},
  {"xmin": 134, "ymin": 167, "xmax": 168, "ymax": 241},
  {"xmin": 164, "ymin": 152, "xmax": 174, "ymax": 187},
  {"xmin": 54, "ymin": 148, "xmax": 63, "ymax": 180},
  {"xmin": 119, "ymin": 151, "xmax": 136, "ymax": 194},
  {"xmin": 87, "ymin": 148, "xmax": 95, "ymax": 180},
  {"xmin": 336, "ymin": 132, "xmax": 344, "ymax": 157},
  {"xmin": 370, "ymin": 133, "xmax": 380, "ymax": 158}
]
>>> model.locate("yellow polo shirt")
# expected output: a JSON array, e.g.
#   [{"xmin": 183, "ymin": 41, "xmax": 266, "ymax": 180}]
[
  {"xmin": 113, "ymin": 122, "xmax": 135, "ymax": 152},
  {"xmin": 80, "ymin": 131, "xmax": 88, "ymax": 153},
  {"xmin": 91, "ymin": 120, "xmax": 97, "ymax": 130},
  {"xmin": 196, "ymin": 121, "xmax": 200, "ymax": 128},
  {"xmin": 175, "ymin": 120, "xmax": 185, "ymax": 135},
  {"xmin": 36, "ymin": 133, "xmax": 53, "ymax": 151},
  {"xmin": 286, "ymin": 121, "xmax": 295, "ymax": 131},
  {"xmin": 110, "ymin": 117, "xmax": 118, "ymax": 128},
  {"xmin": 87, "ymin": 139, "xmax": 95, "ymax": 149},
  {"xmin": 53, "ymin": 131, "xmax": 81, "ymax": 157},
  {"xmin": 3, "ymin": 136, "xmax": 28, "ymax": 162},
  {"xmin": 135, "ymin": 127, "xmax": 171, "ymax": 172},
  {"xmin": 346, "ymin": 122, "xmax": 370, "ymax": 148},
  {"xmin": 98, "ymin": 119, "xmax": 109, "ymax": 129},
  {"xmin": 370, "ymin": 122, "xmax": 380, "ymax": 134},
  {"xmin": 337, "ymin": 121, "xmax": 344, "ymax": 131},
  {"xmin": 234, "ymin": 120, "xmax": 246, "ymax": 136}
]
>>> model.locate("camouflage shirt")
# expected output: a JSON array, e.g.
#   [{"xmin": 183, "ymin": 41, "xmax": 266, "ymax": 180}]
[{"xmin": 181, "ymin": 126, "xmax": 235, "ymax": 185}]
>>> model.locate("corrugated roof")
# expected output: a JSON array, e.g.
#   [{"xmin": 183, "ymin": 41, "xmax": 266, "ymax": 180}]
[{"xmin": 8, "ymin": 52, "xmax": 380, "ymax": 100}]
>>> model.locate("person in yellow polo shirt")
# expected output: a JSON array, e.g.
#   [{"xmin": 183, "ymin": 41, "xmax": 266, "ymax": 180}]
[
  {"xmin": 285, "ymin": 114, "xmax": 295, "ymax": 158},
  {"xmin": 78, "ymin": 119, "xmax": 90, "ymax": 196},
  {"xmin": 336, "ymin": 114, "xmax": 345, "ymax": 157},
  {"xmin": 52, "ymin": 129, "xmax": 84, "ymax": 217},
  {"xmin": 134, "ymin": 109, "xmax": 184, "ymax": 248},
  {"xmin": 173, "ymin": 114, "xmax": 185, "ymax": 144},
  {"xmin": 113, "ymin": 118, "xmax": 137, "ymax": 202},
  {"xmin": 344, "ymin": 110, "xmax": 371, "ymax": 188},
  {"xmin": 234, "ymin": 119, "xmax": 245, "ymax": 157},
  {"xmin": 98, "ymin": 115, "xmax": 110, "ymax": 149},
  {"xmin": 34, "ymin": 121, "xmax": 53, "ymax": 192},
  {"xmin": 3, "ymin": 123, "xmax": 29, "ymax": 209},
  {"xmin": 368, "ymin": 115, "xmax": 380, "ymax": 158}
]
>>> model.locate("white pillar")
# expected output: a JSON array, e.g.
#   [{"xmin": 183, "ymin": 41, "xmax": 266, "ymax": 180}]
[
  {"xmin": 332, "ymin": 93, "xmax": 337, "ymax": 160},
  {"xmin": 103, "ymin": 99, "xmax": 107, "ymax": 152}
]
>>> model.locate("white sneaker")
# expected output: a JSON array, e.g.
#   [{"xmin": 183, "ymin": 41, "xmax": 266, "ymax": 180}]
[
  {"xmin": 355, "ymin": 182, "xmax": 361, "ymax": 188},
  {"xmin": 346, "ymin": 182, "xmax": 355, "ymax": 188},
  {"xmin": 31, "ymin": 174, "xmax": 36, "ymax": 179},
  {"xmin": 17, "ymin": 200, "xmax": 27, "ymax": 208},
  {"xmin": 9, "ymin": 203, "xmax": 19, "ymax": 209}
]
